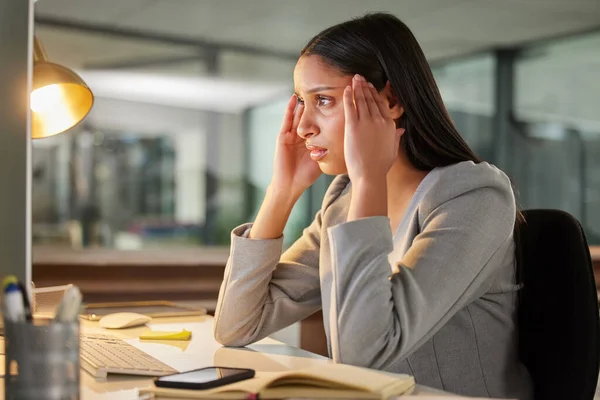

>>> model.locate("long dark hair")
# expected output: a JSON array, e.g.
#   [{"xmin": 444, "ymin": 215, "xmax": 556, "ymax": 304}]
[
  {"xmin": 301, "ymin": 12, "xmax": 481, "ymax": 171},
  {"xmin": 302, "ymin": 12, "xmax": 525, "ymax": 284}
]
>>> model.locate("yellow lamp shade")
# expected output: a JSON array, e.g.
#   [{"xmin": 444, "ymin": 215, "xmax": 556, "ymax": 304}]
[{"xmin": 31, "ymin": 38, "xmax": 94, "ymax": 139}]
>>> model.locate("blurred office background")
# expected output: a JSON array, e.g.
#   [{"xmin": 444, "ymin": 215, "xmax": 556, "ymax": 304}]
[{"xmin": 31, "ymin": 0, "xmax": 600, "ymax": 251}]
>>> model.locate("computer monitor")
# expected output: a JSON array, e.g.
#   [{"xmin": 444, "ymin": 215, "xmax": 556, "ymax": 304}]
[{"xmin": 0, "ymin": 0, "xmax": 33, "ymax": 294}]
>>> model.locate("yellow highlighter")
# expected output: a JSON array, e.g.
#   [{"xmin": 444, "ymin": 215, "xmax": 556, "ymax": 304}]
[{"xmin": 139, "ymin": 329, "xmax": 192, "ymax": 341}]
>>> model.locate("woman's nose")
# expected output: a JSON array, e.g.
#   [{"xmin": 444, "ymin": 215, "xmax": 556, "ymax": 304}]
[{"xmin": 296, "ymin": 113, "xmax": 319, "ymax": 140}]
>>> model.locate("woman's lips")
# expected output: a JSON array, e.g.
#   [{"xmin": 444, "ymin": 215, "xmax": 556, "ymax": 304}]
[{"xmin": 306, "ymin": 145, "xmax": 328, "ymax": 161}]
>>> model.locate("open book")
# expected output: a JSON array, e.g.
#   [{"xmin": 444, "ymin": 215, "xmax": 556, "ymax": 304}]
[{"xmin": 140, "ymin": 363, "xmax": 415, "ymax": 399}]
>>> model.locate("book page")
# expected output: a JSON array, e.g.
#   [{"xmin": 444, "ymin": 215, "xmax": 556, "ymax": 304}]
[
  {"xmin": 142, "ymin": 364, "xmax": 415, "ymax": 399},
  {"xmin": 399, "ymin": 397, "xmax": 515, "ymax": 400},
  {"xmin": 266, "ymin": 363, "xmax": 413, "ymax": 394},
  {"xmin": 263, "ymin": 386, "xmax": 381, "ymax": 399}
]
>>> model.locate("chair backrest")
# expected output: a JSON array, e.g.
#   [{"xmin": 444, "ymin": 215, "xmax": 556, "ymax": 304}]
[{"xmin": 517, "ymin": 209, "xmax": 600, "ymax": 400}]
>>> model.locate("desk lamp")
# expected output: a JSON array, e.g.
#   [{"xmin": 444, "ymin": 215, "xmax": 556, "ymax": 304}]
[{"xmin": 31, "ymin": 36, "xmax": 94, "ymax": 138}]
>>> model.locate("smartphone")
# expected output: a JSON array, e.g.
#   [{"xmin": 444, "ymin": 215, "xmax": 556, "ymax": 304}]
[{"xmin": 154, "ymin": 366, "xmax": 255, "ymax": 390}]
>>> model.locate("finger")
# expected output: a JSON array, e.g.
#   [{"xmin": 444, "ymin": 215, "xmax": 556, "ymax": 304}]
[
  {"xmin": 353, "ymin": 75, "xmax": 368, "ymax": 119},
  {"xmin": 343, "ymin": 85, "xmax": 357, "ymax": 124},
  {"xmin": 369, "ymin": 84, "xmax": 393, "ymax": 120},
  {"xmin": 362, "ymin": 81, "xmax": 379, "ymax": 118},
  {"xmin": 280, "ymin": 94, "xmax": 298, "ymax": 134},
  {"xmin": 290, "ymin": 102, "xmax": 304, "ymax": 135}
]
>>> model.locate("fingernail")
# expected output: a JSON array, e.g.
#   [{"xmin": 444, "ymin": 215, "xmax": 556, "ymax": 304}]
[{"xmin": 368, "ymin": 82, "xmax": 375, "ymax": 88}]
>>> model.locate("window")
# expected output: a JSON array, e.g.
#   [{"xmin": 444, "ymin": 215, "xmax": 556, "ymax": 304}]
[
  {"xmin": 31, "ymin": 27, "xmax": 293, "ymax": 250},
  {"xmin": 513, "ymin": 33, "xmax": 600, "ymax": 243},
  {"xmin": 433, "ymin": 55, "xmax": 496, "ymax": 161}
]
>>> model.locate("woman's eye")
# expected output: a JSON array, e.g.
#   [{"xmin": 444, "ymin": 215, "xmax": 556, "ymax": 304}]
[{"xmin": 316, "ymin": 95, "xmax": 331, "ymax": 107}]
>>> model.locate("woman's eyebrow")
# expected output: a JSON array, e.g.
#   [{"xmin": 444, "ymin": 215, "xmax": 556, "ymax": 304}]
[{"xmin": 304, "ymin": 86, "xmax": 342, "ymax": 94}]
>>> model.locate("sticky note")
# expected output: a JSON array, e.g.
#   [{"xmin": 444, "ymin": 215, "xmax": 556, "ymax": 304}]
[{"xmin": 139, "ymin": 329, "xmax": 192, "ymax": 341}]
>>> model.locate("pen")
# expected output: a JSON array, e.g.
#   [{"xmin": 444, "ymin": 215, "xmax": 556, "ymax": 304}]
[
  {"xmin": 2, "ymin": 275, "xmax": 25, "ymax": 323},
  {"xmin": 18, "ymin": 281, "xmax": 32, "ymax": 321}
]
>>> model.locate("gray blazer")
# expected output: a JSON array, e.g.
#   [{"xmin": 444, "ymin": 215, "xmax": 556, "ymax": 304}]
[{"xmin": 214, "ymin": 161, "xmax": 533, "ymax": 399}]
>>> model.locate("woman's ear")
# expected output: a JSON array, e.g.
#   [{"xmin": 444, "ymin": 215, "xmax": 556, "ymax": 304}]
[{"xmin": 382, "ymin": 81, "xmax": 404, "ymax": 120}]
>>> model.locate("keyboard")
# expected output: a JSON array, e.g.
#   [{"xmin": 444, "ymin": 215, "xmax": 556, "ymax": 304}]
[{"xmin": 81, "ymin": 334, "xmax": 178, "ymax": 379}]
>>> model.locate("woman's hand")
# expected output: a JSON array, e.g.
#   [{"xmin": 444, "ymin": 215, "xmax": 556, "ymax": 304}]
[
  {"xmin": 343, "ymin": 74, "xmax": 403, "ymax": 184},
  {"xmin": 271, "ymin": 94, "xmax": 322, "ymax": 200}
]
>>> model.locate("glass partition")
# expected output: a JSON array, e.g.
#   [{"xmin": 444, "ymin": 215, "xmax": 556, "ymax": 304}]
[
  {"xmin": 433, "ymin": 55, "xmax": 496, "ymax": 161},
  {"xmin": 31, "ymin": 5, "xmax": 294, "ymax": 250},
  {"xmin": 513, "ymin": 32, "xmax": 600, "ymax": 243},
  {"xmin": 31, "ymin": 1, "xmax": 600, "ymax": 252}
]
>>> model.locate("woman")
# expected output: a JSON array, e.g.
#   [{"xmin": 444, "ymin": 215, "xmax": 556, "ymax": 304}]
[{"xmin": 214, "ymin": 12, "xmax": 533, "ymax": 399}]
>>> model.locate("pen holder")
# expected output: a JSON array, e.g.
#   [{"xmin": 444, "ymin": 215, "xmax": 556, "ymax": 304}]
[{"xmin": 4, "ymin": 319, "xmax": 80, "ymax": 400}]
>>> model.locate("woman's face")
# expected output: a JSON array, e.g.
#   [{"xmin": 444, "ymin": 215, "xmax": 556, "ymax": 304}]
[{"xmin": 293, "ymin": 55, "xmax": 353, "ymax": 175}]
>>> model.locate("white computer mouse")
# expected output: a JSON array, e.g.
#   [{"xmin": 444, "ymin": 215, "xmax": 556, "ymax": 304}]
[{"xmin": 98, "ymin": 312, "xmax": 152, "ymax": 329}]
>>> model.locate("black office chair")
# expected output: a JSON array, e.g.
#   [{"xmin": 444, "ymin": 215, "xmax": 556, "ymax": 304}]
[{"xmin": 517, "ymin": 209, "xmax": 600, "ymax": 400}]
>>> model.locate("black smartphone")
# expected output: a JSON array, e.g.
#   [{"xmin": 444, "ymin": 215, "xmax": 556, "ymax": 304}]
[{"xmin": 154, "ymin": 366, "xmax": 255, "ymax": 390}]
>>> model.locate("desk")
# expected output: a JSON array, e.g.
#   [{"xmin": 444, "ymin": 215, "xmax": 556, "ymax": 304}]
[{"xmin": 1, "ymin": 315, "xmax": 448, "ymax": 399}]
